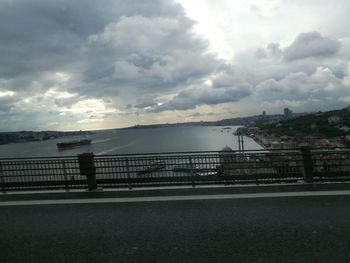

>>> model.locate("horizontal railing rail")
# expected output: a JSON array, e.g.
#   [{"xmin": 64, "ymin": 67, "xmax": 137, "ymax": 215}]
[{"xmin": 1, "ymin": 147, "xmax": 350, "ymax": 191}]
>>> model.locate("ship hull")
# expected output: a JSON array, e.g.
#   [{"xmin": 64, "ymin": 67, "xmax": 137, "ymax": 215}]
[{"xmin": 57, "ymin": 139, "xmax": 92, "ymax": 150}]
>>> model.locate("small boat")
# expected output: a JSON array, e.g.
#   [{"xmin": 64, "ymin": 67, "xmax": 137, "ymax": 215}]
[
  {"xmin": 196, "ymin": 171, "xmax": 218, "ymax": 176},
  {"xmin": 57, "ymin": 139, "xmax": 92, "ymax": 150},
  {"xmin": 195, "ymin": 164, "xmax": 218, "ymax": 176},
  {"xmin": 138, "ymin": 160, "xmax": 166, "ymax": 175}
]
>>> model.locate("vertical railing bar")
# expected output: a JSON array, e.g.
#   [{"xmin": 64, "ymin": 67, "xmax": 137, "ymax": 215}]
[
  {"xmin": 8, "ymin": 161, "xmax": 13, "ymax": 188},
  {"xmin": 54, "ymin": 160, "xmax": 57, "ymax": 184},
  {"xmin": 126, "ymin": 158, "xmax": 132, "ymax": 189},
  {"xmin": 189, "ymin": 155, "xmax": 195, "ymax": 187},
  {"xmin": 62, "ymin": 160, "xmax": 69, "ymax": 191},
  {"xmin": 0, "ymin": 162, "xmax": 5, "ymax": 192},
  {"xmin": 18, "ymin": 161, "xmax": 23, "ymax": 187}
]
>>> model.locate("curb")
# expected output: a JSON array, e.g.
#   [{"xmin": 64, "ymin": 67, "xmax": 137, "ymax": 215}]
[{"xmin": 2, "ymin": 182, "xmax": 350, "ymax": 202}]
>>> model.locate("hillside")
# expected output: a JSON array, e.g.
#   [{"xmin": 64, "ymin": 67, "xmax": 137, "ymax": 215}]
[{"xmin": 259, "ymin": 106, "xmax": 350, "ymax": 138}]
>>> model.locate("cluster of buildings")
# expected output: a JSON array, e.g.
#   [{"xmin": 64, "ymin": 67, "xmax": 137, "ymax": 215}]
[
  {"xmin": 327, "ymin": 115, "xmax": 350, "ymax": 133},
  {"xmin": 218, "ymin": 143, "xmax": 350, "ymax": 179},
  {"xmin": 243, "ymin": 108, "xmax": 350, "ymax": 149},
  {"xmin": 227, "ymin": 108, "xmax": 350, "ymax": 178},
  {"xmin": 237, "ymin": 126, "xmax": 344, "ymax": 150}
]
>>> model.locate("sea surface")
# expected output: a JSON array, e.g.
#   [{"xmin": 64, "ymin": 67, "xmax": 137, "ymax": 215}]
[{"xmin": 0, "ymin": 126, "xmax": 263, "ymax": 158}]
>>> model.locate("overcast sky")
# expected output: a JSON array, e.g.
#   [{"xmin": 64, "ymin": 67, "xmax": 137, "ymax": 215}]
[{"xmin": 0, "ymin": 0, "xmax": 350, "ymax": 131}]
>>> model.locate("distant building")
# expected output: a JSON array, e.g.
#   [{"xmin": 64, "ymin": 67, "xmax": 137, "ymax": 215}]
[
  {"xmin": 262, "ymin": 111, "xmax": 266, "ymax": 117},
  {"xmin": 218, "ymin": 146, "xmax": 253, "ymax": 176},
  {"xmin": 284, "ymin": 108, "xmax": 293, "ymax": 119},
  {"xmin": 219, "ymin": 146, "xmax": 235, "ymax": 164}
]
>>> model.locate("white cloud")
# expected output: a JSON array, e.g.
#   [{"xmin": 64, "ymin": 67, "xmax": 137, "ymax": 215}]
[
  {"xmin": 253, "ymin": 66, "xmax": 350, "ymax": 111},
  {"xmin": 0, "ymin": 90, "xmax": 15, "ymax": 97}
]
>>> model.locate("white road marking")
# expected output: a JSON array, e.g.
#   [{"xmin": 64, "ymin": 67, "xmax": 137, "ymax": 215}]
[{"xmin": 1, "ymin": 190, "xmax": 350, "ymax": 206}]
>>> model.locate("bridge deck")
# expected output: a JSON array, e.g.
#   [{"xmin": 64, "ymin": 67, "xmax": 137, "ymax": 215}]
[{"xmin": 1, "ymin": 189, "xmax": 350, "ymax": 262}]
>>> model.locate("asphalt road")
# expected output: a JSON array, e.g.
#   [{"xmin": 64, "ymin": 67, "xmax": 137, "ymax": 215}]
[{"xmin": 1, "ymin": 194, "xmax": 350, "ymax": 263}]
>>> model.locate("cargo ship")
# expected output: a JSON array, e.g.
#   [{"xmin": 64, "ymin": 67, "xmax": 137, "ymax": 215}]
[{"xmin": 57, "ymin": 139, "xmax": 92, "ymax": 150}]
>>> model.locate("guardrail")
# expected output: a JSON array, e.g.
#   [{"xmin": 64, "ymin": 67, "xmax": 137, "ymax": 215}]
[{"xmin": 1, "ymin": 147, "xmax": 350, "ymax": 191}]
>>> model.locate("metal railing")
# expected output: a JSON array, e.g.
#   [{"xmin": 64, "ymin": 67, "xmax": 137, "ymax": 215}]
[{"xmin": 1, "ymin": 148, "xmax": 350, "ymax": 191}]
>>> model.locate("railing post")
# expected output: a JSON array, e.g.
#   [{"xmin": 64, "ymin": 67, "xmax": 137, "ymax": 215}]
[
  {"xmin": 126, "ymin": 158, "xmax": 132, "ymax": 189},
  {"xmin": 189, "ymin": 156, "xmax": 195, "ymax": 187},
  {"xmin": 62, "ymin": 160, "xmax": 69, "ymax": 192},
  {"xmin": 78, "ymin": 153, "xmax": 97, "ymax": 191},
  {"xmin": 300, "ymin": 147, "xmax": 314, "ymax": 183},
  {"xmin": 0, "ymin": 162, "xmax": 5, "ymax": 193}
]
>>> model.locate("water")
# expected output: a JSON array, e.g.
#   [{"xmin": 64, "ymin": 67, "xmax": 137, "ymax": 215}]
[{"xmin": 0, "ymin": 126, "xmax": 263, "ymax": 158}]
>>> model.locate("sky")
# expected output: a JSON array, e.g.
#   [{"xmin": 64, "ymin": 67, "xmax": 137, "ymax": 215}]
[{"xmin": 0, "ymin": 0, "xmax": 350, "ymax": 131}]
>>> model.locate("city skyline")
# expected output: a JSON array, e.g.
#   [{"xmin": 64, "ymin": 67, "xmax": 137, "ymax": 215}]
[{"xmin": 0, "ymin": 0, "xmax": 350, "ymax": 131}]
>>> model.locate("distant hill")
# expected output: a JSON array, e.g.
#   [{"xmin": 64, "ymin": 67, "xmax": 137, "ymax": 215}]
[
  {"xmin": 0, "ymin": 130, "xmax": 92, "ymax": 145},
  {"xmin": 259, "ymin": 106, "xmax": 350, "ymax": 138},
  {"xmin": 122, "ymin": 115, "xmax": 282, "ymax": 129},
  {"xmin": 122, "ymin": 115, "xmax": 267, "ymax": 130}
]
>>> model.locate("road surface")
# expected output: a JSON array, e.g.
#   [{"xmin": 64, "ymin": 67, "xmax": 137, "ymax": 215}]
[{"xmin": 1, "ymin": 191, "xmax": 350, "ymax": 262}]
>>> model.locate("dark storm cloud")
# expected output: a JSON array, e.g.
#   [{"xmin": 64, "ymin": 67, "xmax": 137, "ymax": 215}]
[
  {"xmin": 1, "ymin": 0, "xmax": 350, "ymax": 131},
  {"xmin": 82, "ymin": 14, "xmax": 218, "ymax": 97},
  {"xmin": 151, "ymin": 84, "xmax": 252, "ymax": 112},
  {"xmin": 0, "ymin": 0, "xmax": 191, "ymax": 80},
  {"xmin": 284, "ymin": 31, "xmax": 341, "ymax": 61},
  {"xmin": 189, "ymin": 112, "xmax": 218, "ymax": 117},
  {"xmin": 0, "ymin": 0, "xmax": 113, "ymax": 78},
  {"xmin": 54, "ymin": 96, "xmax": 79, "ymax": 108},
  {"xmin": 134, "ymin": 100, "xmax": 158, "ymax": 109},
  {"xmin": 256, "ymin": 43, "xmax": 283, "ymax": 59},
  {"xmin": 0, "ymin": 0, "xmax": 222, "ymax": 124},
  {"xmin": 0, "ymin": 98, "xmax": 12, "ymax": 112}
]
